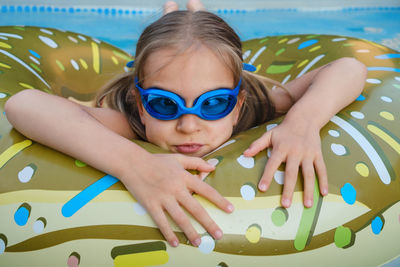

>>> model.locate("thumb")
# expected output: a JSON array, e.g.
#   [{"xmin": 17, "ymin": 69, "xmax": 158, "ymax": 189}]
[{"xmin": 244, "ymin": 131, "xmax": 273, "ymax": 157}]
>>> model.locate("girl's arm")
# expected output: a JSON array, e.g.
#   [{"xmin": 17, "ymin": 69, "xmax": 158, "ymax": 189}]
[
  {"xmin": 244, "ymin": 57, "xmax": 367, "ymax": 208},
  {"xmin": 4, "ymin": 89, "xmax": 233, "ymax": 247}
]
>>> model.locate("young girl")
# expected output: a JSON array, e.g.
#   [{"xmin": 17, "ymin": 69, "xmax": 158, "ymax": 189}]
[{"xmin": 4, "ymin": 0, "xmax": 367, "ymax": 248}]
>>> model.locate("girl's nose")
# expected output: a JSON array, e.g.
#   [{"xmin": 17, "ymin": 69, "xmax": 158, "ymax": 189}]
[{"xmin": 176, "ymin": 114, "xmax": 201, "ymax": 134}]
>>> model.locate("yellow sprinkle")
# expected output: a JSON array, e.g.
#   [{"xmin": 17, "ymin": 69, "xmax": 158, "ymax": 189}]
[
  {"xmin": 55, "ymin": 60, "xmax": 65, "ymax": 71},
  {"xmin": 113, "ymin": 50, "xmax": 133, "ymax": 61},
  {"xmin": 278, "ymin": 38, "xmax": 288, "ymax": 44},
  {"xmin": 79, "ymin": 58, "xmax": 88, "ymax": 69},
  {"xmin": 245, "ymin": 225, "xmax": 261, "ymax": 244},
  {"xmin": 368, "ymin": 124, "xmax": 400, "ymax": 154},
  {"xmin": 0, "ymin": 140, "xmax": 33, "ymax": 169},
  {"xmin": 380, "ymin": 111, "xmax": 394, "ymax": 121},
  {"xmin": 255, "ymin": 64, "xmax": 261, "ymax": 73},
  {"xmin": 297, "ymin": 59, "xmax": 309, "ymax": 68},
  {"xmin": 19, "ymin": 83, "xmax": 34, "ymax": 89},
  {"xmin": 355, "ymin": 162, "xmax": 369, "ymax": 177},
  {"xmin": 0, "ymin": 42, "xmax": 11, "ymax": 49},
  {"xmin": 111, "ymin": 56, "xmax": 119, "ymax": 65},
  {"xmin": 0, "ymin": 62, "xmax": 11, "ymax": 69},
  {"xmin": 114, "ymin": 251, "xmax": 169, "ymax": 267},
  {"xmin": 309, "ymin": 45, "xmax": 321, "ymax": 52},
  {"xmin": 91, "ymin": 42, "xmax": 100, "ymax": 74}
]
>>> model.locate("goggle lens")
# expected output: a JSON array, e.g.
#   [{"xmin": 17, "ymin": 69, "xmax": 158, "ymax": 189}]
[
  {"xmin": 147, "ymin": 95, "xmax": 178, "ymax": 116},
  {"xmin": 201, "ymin": 95, "xmax": 232, "ymax": 116}
]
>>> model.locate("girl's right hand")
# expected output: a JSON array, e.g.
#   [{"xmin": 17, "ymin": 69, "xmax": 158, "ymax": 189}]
[{"xmin": 120, "ymin": 153, "xmax": 234, "ymax": 247}]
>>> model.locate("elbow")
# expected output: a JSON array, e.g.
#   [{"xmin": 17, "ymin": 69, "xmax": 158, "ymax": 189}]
[
  {"xmin": 337, "ymin": 57, "xmax": 367, "ymax": 94},
  {"xmin": 4, "ymin": 89, "xmax": 40, "ymax": 125}
]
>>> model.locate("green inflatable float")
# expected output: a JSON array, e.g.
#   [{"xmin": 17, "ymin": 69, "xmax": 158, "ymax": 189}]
[{"xmin": 0, "ymin": 26, "xmax": 399, "ymax": 266}]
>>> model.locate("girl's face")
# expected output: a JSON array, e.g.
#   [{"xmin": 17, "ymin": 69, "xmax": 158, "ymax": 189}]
[{"xmin": 137, "ymin": 45, "xmax": 242, "ymax": 157}]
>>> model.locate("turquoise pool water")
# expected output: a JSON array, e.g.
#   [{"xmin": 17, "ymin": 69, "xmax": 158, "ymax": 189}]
[{"xmin": 0, "ymin": 5, "xmax": 399, "ymax": 55}]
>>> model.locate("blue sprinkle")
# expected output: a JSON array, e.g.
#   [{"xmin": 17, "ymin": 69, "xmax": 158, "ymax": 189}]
[
  {"xmin": 29, "ymin": 49, "xmax": 41, "ymax": 59},
  {"xmin": 356, "ymin": 94, "xmax": 366, "ymax": 101},
  {"xmin": 298, "ymin": 39, "xmax": 319, "ymax": 49},
  {"xmin": 375, "ymin": 54, "xmax": 400, "ymax": 59},
  {"xmin": 14, "ymin": 206, "xmax": 30, "ymax": 226},
  {"xmin": 340, "ymin": 183, "xmax": 356, "ymax": 205},
  {"xmin": 367, "ymin": 67, "xmax": 400, "ymax": 73},
  {"xmin": 243, "ymin": 62, "xmax": 256, "ymax": 72},
  {"xmin": 371, "ymin": 216, "xmax": 383, "ymax": 234},
  {"xmin": 62, "ymin": 175, "xmax": 119, "ymax": 217}
]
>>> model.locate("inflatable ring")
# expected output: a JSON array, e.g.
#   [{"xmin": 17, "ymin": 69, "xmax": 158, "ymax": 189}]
[{"xmin": 0, "ymin": 26, "xmax": 399, "ymax": 266}]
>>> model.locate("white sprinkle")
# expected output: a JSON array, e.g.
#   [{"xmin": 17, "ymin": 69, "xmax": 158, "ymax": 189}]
[
  {"xmin": 0, "ymin": 36, "xmax": 8, "ymax": 40},
  {"xmin": 198, "ymin": 235, "xmax": 215, "ymax": 254},
  {"xmin": 210, "ymin": 139, "xmax": 236, "ymax": 154},
  {"xmin": 133, "ymin": 202, "xmax": 147, "ymax": 215},
  {"xmin": 92, "ymin": 38, "xmax": 101, "ymax": 44},
  {"xmin": 0, "ymin": 32, "xmax": 23, "ymax": 39},
  {"xmin": 356, "ymin": 49, "xmax": 370, "ymax": 53},
  {"xmin": 267, "ymin": 148, "xmax": 272, "ymax": 158},
  {"xmin": 237, "ymin": 155, "xmax": 255, "ymax": 169},
  {"xmin": 249, "ymin": 46, "xmax": 267, "ymax": 65},
  {"xmin": 274, "ymin": 171, "xmax": 285, "ymax": 185},
  {"xmin": 281, "ymin": 74, "xmax": 291, "ymax": 85},
  {"xmin": 266, "ymin": 124, "xmax": 278, "ymax": 131},
  {"xmin": 395, "ymin": 76, "xmax": 400, "ymax": 82},
  {"xmin": 328, "ymin": 130, "xmax": 340, "ymax": 137},
  {"xmin": 350, "ymin": 111, "xmax": 365, "ymax": 120},
  {"xmin": 287, "ymin": 37, "xmax": 300, "ymax": 44},
  {"xmin": 124, "ymin": 66, "xmax": 130, "ymax": 72},
  {"xmin": 0, "ymin": 238, "xmax": 5, "ymax": 254},
  {"xmin": 40, "ymin": 29, "xmax": 53, "ymax": 35},
  {"xmin": 381, "ymin": 96, "xmax": 392, "ymax": 103},
  {"xmin": 331, "ymin": 143, "xmax": 347, "ymax": 156},
  {"xmin": 366, "ymin": 78, "xmax": 381, "ymax": 84},
  {"xmin": 68, "ymin": 36, "xmax": 78, "ymax": 43},
  {"xmin": 33, "ymin": 220, "xmax": 45, "ymax": 233},
  {"xmin": 70, "ymin": 59, "xmax": 80, "ymax": 70},
  {"xmin": 240, "ymin": 184, "xmax": 256, "ymax": 200},
  {"xmin": 29, "ymin": 55, "xmax": 40, "ymax": 65},
  {"xmin": 243, "ymin": 50, "xmax": 251, "ymax": 60},
  {"xmin": 18, "ymin": 166, "xmax": 34, "ymax": 183},
  {"xmin": 38, "ymin": 35, "xmax": 58, "ymax": 48},
  {"xmin": 332, "ymin": 37, "xmax": 347, "ymax": 42},
  {"xmin": 296, "ymin": 54, "xmax": 325, "ymax": 78},
  {"xmin": 77, "ymin": 35, "xmax": 87, "ymax": 41},
  {"xmin": 0, "ymin": 93, "xmax": 7, "ymax": 99}
]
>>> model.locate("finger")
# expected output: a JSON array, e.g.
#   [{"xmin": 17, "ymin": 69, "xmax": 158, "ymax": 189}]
[
  {"xmin": 148, "ymin": 205, "xmax": 180, "ymax": 247},
  {"xmin": 179, "ymin": 155, "xmax": 216, "ymax": 172},
  {"xmin": 244, "ymin": 131, "xmax": 272, "ymax": 157},
  {"xmin": 258, "ymin": 151, "xmax": 284, "ymax": 191},
  {"xmin": 302, "ymin": 159, "xmax": 316, "ymax": 208},
  {"xmin": 281, "ymin": 157, "xmax": 300, "ymax": 208},
  {"xmin": 198, "ymin": 158, "xmax": 220, "ymax": 180},
  {"xmin": 179, "ymin": 193, "xmax": 223, "ymax": 240},
  {"xmin": 164, "ymin": 200, "xmax": 201, "ymax": 247},
  {"xmin": 315, "ymin": 153, "xmax": 329, "ymax": 196},
  {"xmin": 190, "ymin": 178, "xmax": 234, "ymax": 214}
]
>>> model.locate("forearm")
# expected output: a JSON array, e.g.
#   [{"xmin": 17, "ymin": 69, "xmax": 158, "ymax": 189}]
[
  {"xmin": 285, "ymin": 57, "xmax": 367, "ymax": 129},
  {"xmin": 5, "ymin": 89, "xmax": 150, "ymax": 179}
]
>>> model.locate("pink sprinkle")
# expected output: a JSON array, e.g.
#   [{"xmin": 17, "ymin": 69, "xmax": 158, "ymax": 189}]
[{"xmin": 67, "ymin": 255, "xmax": 79, "ymax": 267}]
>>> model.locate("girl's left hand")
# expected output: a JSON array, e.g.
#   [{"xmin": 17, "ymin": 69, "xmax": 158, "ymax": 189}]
[{"xmin": 243, "ymin": 119, "xmax": 329, "ymax": 208}]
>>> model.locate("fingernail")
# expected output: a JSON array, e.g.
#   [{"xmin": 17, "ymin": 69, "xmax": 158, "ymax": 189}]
[
  {"xmin": 305, "ymin": 199, "xmax": 312, "ymax": 207},
  {"xmin": 282, "ymin": 198, "xmax": 290, "ymax": 207},
  {"xmin": 214, "ymin": 230, "xmax": 223, "ymax": 240},
  {"xmin": 171, "ymin": 240, "xmax": 179, "ymax": 247},
  {"xmin": 322, "ymin": 188, "xmax": 328, "ymax": 195},
  {"xmin": 259, "ymin": 184, "xmax": 267, "ymax": 191},
  {"xmin": 193, "ymin": 238, "xmax": 201, "ymax": 247},
  {"xmin": 227, "ymin": 204, "xmax": 234, "ymax": 213}
]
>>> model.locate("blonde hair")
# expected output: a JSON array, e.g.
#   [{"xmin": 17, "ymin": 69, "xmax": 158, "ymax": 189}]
[{"xmin": 96, "ymin": 10, "xmax": 287, "ymax": 140}]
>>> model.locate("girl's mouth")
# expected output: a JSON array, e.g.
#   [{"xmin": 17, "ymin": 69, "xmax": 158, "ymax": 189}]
[{"xmin": 175, "ymin": 143, "xmax": 203, "ymax": 154}]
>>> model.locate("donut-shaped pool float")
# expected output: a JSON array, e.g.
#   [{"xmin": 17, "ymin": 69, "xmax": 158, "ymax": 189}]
[{"xmin": 0, "ymin": 26, "xmax": 399, "ymax": 266}]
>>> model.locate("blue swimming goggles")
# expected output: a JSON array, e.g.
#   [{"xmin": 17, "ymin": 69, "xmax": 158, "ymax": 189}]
[{"xmin": 134, "ymin": 76, "xmax": 242, "ymax": 121}]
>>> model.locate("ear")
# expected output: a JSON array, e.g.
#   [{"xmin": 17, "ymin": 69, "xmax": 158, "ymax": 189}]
[
  {"xmin": 233, "ymin": 90, "xmax": 246, "ymax": 125},
  {"xmin": 133, "ymin": 89, "xmax": 146, "ymax": 125}
]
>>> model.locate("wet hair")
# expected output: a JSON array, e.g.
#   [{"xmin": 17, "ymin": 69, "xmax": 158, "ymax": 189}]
[{"xmin": 96, "ymin": 10, "xmax": 288, "ymax": 140}]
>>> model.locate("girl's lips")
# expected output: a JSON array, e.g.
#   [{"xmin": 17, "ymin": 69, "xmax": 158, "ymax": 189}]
[{"xmin": 175, "ymin": 144, "xmax": 203, "ymax": 154}]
